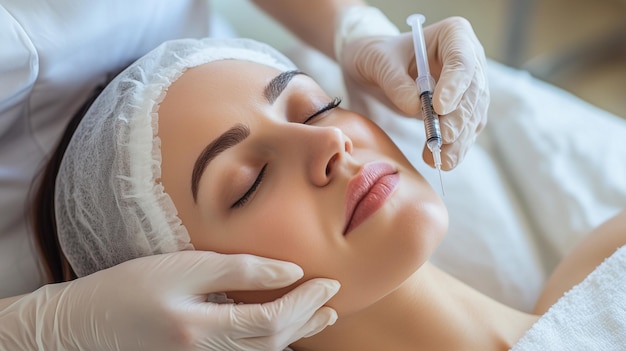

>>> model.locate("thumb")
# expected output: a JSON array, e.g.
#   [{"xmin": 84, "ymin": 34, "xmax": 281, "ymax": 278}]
[
  {"xmin": 158, "ymin": 251, "xmax": 304, "ymax": 294},
  {"xmin": 430, "ymin": 18, "xmax": 478, "ymax": 115}
]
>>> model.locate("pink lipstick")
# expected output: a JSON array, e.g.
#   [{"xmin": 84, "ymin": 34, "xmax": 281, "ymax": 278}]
[{"xmin": 344, "ymin": 162, "xmax": 399, "ymax": 235}]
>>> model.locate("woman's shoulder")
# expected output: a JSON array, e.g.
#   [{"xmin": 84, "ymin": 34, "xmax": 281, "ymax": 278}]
[{"xmin": 533, "ymin": 209, "xmax": 626, "ymax": 314}]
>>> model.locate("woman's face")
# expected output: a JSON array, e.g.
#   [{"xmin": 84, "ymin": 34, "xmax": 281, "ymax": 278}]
[{"xmin": 158, "ymin": 59, "xmax": 448, "ymax": 316}]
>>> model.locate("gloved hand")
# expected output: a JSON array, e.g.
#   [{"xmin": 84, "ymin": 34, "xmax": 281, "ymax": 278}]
[
  {"xmin": 0, "ymin": 251, "xmax": 339, "ymax": 351},
  {"xmin": 335, "ymin": 6, "xmax": 489, "ymax": 170}
]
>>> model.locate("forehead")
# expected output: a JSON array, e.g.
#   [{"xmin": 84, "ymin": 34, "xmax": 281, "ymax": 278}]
[
  {"xmin": 158, "ymin": 59, "xmax": 281, "ymax": 124},
  {"xmin": 175, "ymin": 59, "xmax": 282, "ymax": 96}
]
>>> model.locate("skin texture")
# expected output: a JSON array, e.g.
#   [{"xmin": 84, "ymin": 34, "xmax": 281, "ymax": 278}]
[{"xmin": 158, "ymin": 60, "xmax": 448, "ymax": 316}]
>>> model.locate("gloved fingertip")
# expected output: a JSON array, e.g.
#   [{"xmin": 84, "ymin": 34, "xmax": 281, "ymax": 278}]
[
  {"xmin": 254, "ymin": 258, "xmax": 304, "ymax": 288},
  {"xmin": 318, "ymin": 278, "xmax": 341, "ymax": 297},
  {"xmin": 319, "ymin": 306, "xmax": 338, "ymax": 327},
  {"xmin": 442, "ymin": 153, "xmax": 459, "ymax": 171},
  {"xmin": 421, "ymin": 145, "xmax": 434, "ymax": 169},
  {"xmin": 302, "ymin": 278, "xmax": 340, "ymax": 306},
  {"xmin": 441, "ymin": 141, "xmax": 472, "ymax": 171},
  {"xmin": 279, "ymin": 261, "xmax": 305, "ymax": 279},
  {"xmin": 302, "ymin": 307, "xmax": 338, "ymax": 338},
  {"xmin": 328, "ymin": 308, "xmax": 339, "ymax": 326}
]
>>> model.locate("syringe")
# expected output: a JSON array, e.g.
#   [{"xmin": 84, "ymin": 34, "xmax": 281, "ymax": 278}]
[{"xmin": 406, "ymin": 14, "xmax": 445, "ymax": 195}]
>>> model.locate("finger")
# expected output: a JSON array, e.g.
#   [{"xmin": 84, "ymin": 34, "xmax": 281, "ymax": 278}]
[
  {"xmin": 374, "ymin": 34, "xmax": 421, "ymax": 116},
  {"xmin": 230, "ymin": 278, "xmax": 340, "ymax": 338},
  {"xmin": 431, "ymin": 19, "xmax": 482, "ymax": 116},
  {"xmin": 162, "ymin": 251, "xmax": 305, "ymax": 293},
  {"xmin": 440, "ymin": 121, "xmax": 476, "ymax": 170},
  {"xmin": 471, "ymin": 44, "xmax": 489, "ymax": 137},
  {"xmin": 473, "ymin": 74, "xmax": 490, "ymax": 136},
  {"xmin": 439, "ymin": 102, "xmax": 478, "ymax": 170},
  {"xmin": 298, "ymin": 306, "xmax": 338, "ymax": 338},
  {"xmin": 434, "ymin": 63, "xmax": 473, "ymax": 117},
  {"xmin": 438, "ymin": 65, "xmax": 483, "ymax": 144},
  {"xmin": 383, "ymin": 72, "xmax": 421, "ymax": 116}
]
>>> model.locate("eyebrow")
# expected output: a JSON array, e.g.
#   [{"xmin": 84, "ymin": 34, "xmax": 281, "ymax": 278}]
[
  {"xmin": 191, "ymin": 123, "xmax": 250, "ymax": 202},
  {"xmin": 264, "ymin": 70, "xmax": 305, "ymax": 104}
]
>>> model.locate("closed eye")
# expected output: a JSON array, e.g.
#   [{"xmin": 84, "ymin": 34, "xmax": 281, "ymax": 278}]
[
  {"xmin": 232, "ymin": 164, "xmax": 268, "ymax": 208},
  {"xmin": 303, "ymin": 97, "xmax": 342, "ymax": 124}
]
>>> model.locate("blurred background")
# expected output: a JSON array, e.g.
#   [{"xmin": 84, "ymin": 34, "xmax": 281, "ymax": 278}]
[{"xmin": 213, "ymin": 0, "xmax": 625, "ymax": 119}]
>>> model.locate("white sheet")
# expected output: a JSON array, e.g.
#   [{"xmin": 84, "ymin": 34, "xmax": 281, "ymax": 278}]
[
  {"xmin": 487, "ymin": 62, "xmax": 626, "ymax": 261},
  {"xmin": 512, "ymin": 245, "xmax": 626, "ymax": 350}
]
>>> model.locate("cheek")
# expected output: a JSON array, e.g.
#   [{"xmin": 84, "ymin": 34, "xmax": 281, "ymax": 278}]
[
  {"xmin": 200, "ymin": 190, "xmax": 332, "ymax": 304},
  {"xmin": 337, "ymin": 114, "xmax": 378, "ymax": 143},
  {"xmin": 224, "ymin": 195, "xmax": 321, "ymax": 259}
]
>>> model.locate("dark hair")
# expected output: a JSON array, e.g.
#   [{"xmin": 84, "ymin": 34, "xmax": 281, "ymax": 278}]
[{"xmin": 31, "ymin": 83, "xmax": 107, "ymax": 283}]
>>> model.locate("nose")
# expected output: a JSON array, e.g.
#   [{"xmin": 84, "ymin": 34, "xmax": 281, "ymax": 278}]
[{"xmin": 284, "ymin": 125, "xmax": 353, "ymax": 187}]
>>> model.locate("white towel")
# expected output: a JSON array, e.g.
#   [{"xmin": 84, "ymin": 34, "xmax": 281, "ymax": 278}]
[{"xmin": 512, "ymin": 245, "xmax": 626, "ymax": 350}]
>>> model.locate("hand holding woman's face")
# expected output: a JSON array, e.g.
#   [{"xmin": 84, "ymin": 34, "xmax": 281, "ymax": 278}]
[{"xmin": 158, "ymin": 60, "xmax": 448, "ymax": 316}]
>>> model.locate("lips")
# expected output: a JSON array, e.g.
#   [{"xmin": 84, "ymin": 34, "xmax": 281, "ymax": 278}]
[{"xmin": 343, "ymin": 162, "xmax": 399, "ymax": 235}]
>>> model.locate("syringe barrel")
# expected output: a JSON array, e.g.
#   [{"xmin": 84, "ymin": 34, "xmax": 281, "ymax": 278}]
[
  {"xmin": 407, "ymin": 15, "xmax": 428, "ymax": 73},
  {"xmin": 407, "ymin": 14, "xmax": 435, "ymax": 93},
  {"xmin": 420, "ymin": 91, "xmax": 442, "ymax": 150}
]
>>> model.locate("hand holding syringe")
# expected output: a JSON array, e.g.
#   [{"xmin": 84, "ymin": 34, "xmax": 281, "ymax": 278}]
[{"xmin": 406, "ymin": 14, "xmax": 445, "ymax": 195}]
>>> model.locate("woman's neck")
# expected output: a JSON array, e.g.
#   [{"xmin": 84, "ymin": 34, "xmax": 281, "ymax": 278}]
[{"xmin": 293, "ymin": 262, "xmax": 539, "ymax": 351}]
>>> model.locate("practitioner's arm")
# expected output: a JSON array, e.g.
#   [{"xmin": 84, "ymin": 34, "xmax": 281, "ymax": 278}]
[
  {"xmin": 534, "ymin": 209, "xmax": 626, "ymax": 314},
  {"xmin": 251, "ymin": 0, "xmax": 364, "ymax": 59},
  {"xmin": 0, "ymin": 294, "xmax": 24, "ymax": 310}
]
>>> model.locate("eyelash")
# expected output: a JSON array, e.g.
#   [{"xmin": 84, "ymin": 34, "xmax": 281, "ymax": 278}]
[
  {"xmin": 232, "ymin": 164, "xmax": 268, "ymax": 208},
  {"xmin": 302, "ymin": 97, "xmax": 342, "ymax": 124},
  {"xmin": 231, "ymin": 97, "xmax": 342, "ymax": 209}
]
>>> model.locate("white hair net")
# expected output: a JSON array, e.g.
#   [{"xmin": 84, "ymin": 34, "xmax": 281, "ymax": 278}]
[{"xmin": 55, "ymin": 38, "xmax": 297, "ymax": 277}]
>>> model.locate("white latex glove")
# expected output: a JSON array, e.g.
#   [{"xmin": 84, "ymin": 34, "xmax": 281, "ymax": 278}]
[
  {"xmin": 335, "ymin": 6, "xmax": 489, "ymax": 170},
  {"xmin": 0, "ymin": 251, "xmax": 339, "ymax": 351}
]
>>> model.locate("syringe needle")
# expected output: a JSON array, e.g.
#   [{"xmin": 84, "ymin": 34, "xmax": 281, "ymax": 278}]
[
  {"xmin": 437, "ymin": 166, "xmax": 445, "ymax": 196},
  {"xmin": 431, "ymin": 145, "xmax": 445, "ymax": 196}
]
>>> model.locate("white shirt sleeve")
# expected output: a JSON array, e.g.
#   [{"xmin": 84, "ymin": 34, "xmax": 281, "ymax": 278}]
[{"xmin": 0, "ymin": 0, "xmax": 217, "ymax": 297}]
